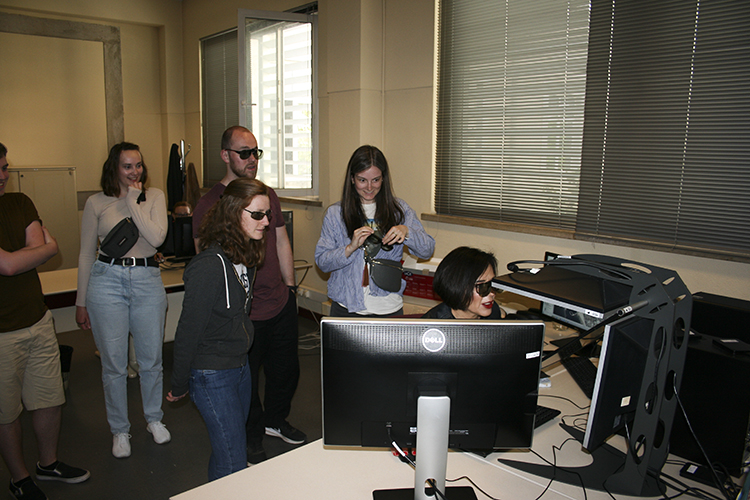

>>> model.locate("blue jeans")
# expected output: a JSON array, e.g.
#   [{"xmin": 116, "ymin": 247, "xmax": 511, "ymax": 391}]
[
  {"xmin": 86, "ymin": 260, "xmax": 167, "ymax": 434},
  {"xmin": 190, "ymin": 363, "xmax": 252, "ymax": 481}
]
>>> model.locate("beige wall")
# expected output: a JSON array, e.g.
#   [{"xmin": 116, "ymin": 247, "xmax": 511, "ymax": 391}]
[
  {"xmin": 0, "ymin": 0, "xmax": 185, "ymax": 196},
  {"xmin": 0, "ymin": 31, "xmax": 108, "ymax": 191},
  {"xmin": 2, "ymin": 0, "xmax": 747, "ymax": 301}
]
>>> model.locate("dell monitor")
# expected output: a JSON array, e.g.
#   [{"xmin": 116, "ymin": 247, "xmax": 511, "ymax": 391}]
[
  {"xmin": 170, "ymin": 215, "xmax": 196, "ymax": 262},
  {"xmin": 158, "ymin": 215, "xmax": 195, "ymax": 263},
  {"xmin": 321, "ymin": 317, "xmax": 546, "ymax": 500}
]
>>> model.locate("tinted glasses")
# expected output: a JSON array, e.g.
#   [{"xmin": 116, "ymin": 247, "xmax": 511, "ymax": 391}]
[
  {"xmin": 244, "ymin": 209, "xmax": 272, "ymax": 221},
  {"xmin": 474, "ymin": 280, "xmax": 494, "ymax": 297},
  {"xmin": 226, "ymin": 148, "xmax": 264, "ymax": 160}
]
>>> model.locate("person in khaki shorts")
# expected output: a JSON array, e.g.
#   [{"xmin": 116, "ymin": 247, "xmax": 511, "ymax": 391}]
[{"xmin": 0, "ymin": 142, "xmax": 89, "ymax": 500}]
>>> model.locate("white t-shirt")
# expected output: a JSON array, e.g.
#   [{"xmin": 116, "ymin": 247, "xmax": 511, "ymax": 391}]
[{"xmin": 234, "ymin": 263, "xmax": 250, "ymax": 293}]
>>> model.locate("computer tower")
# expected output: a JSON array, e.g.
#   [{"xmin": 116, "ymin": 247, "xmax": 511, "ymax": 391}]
[
  {"xmin": 669, "ymin": 332, "xmax": 750, "ymax": 477},
  {"xmin": 691, "ymin": 292, "xmax": 750, "ymax": 344}
]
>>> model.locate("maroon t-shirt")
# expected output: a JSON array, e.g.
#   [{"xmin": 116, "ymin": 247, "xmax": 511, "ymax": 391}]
[{"xmin": 193, "ymin": 183, "xmax": 288, "ymax": 320}]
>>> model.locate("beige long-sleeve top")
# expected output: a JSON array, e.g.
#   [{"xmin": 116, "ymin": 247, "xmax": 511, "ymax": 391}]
[{"xmin": 75, "ymin": 186, "xmax": 168, "ymax": 307}]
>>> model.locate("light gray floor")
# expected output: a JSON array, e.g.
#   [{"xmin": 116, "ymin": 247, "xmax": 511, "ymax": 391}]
[{"xmin": 2, "ymin": 313, "xmax": 322, "ymax": 500}]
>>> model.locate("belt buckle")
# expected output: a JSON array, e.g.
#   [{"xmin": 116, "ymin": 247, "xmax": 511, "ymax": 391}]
[{"xmin": 122, "ymin": 257, "xmax": 137, "ymax": 267}]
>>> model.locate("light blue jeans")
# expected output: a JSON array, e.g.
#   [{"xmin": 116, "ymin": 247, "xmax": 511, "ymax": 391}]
[{"xmin": 86, "ymin": 260, "xmax": 167, "ymax": 435}]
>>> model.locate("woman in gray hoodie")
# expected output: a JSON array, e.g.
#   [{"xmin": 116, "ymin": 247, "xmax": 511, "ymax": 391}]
[{"xmin": 167, "ymin": 178, "xmax": 271, "ymax": 481}]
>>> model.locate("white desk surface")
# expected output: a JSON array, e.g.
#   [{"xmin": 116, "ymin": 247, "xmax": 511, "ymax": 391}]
[
  {"xmin": 171, "ymin": 357, "xmax": 719, "ymax": 500},
  {"xmin": 38, "ymin": 266, "xmax": 186, "ymax": 336},
  {"xmin": 39, "ymin": 266, "xmax": 185, "ymax": 296}
]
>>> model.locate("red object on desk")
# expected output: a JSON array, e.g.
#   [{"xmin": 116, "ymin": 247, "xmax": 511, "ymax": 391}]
[{"xmin": 402, "ymin": 271, "xmax": 440, "ymax": 301}]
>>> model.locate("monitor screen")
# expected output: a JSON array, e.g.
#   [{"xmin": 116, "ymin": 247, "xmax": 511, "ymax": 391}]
[
  {"xmin": 158, "ymin": 215, "xmax": 195, "ymax": 262},
  {"xmin": 583, "ymin": 314, "xmax": 653, "ymax": 451},
  {"xmin": 172, "ymin": 215, "xmax": 196, "ymax": 261},
  {"xmin": 322, "ymin": 317, "xmax": 545, "ymax": 499}
]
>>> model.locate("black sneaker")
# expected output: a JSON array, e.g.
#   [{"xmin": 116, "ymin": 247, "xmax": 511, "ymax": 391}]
[
  {"xmin": 246, "ymin": 441, "xmax": 267, "ymax": 465},
  {"xmin": 265, "ymin": 422, "xmax": 307, "ymax": 445},
  {"xmin": 9, "ymin": 477, "xmax": 47, "ymax": 500},
  {"xmin": 35, "ymin": 461, "xmax": 90, "ymax": 484}
]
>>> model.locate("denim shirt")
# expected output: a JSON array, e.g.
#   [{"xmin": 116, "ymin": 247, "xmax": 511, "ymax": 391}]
[{"xmin": 314, "ymin": 200, "xmax": 435, "ymax": 313}]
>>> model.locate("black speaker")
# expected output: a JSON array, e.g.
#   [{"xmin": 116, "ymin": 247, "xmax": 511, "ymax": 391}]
[
  {"xmin": 691, "ymin": 292, "xmax": 750, "ymax": 344},
  {"xmin": 669, "ymin": 332, "xmax": 750, "ymax": 477}
]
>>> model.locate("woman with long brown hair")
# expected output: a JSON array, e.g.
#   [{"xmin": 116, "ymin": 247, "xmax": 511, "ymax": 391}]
[
  {"xmin": 167, "ymin": 178, "xmax": 270, "ymax": 481},
  {"xmin": 315, "ymin": 145, "xmax": 434, "ymax": 316}
]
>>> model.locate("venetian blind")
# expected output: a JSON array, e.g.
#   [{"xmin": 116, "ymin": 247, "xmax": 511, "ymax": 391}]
[
  {"xmin": 435, "ymin": 0, "xmax": 591, "ymax": 229},
  {"xmin": 578, "ymin": 0, "xmax": 750, "ymax": 260},
  {"xmin": 201, "ymin": 29, "xmax": 239, "ymax": 186}
]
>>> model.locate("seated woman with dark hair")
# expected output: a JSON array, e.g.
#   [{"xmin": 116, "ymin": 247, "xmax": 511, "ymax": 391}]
[{"xmin": 422, "ymin": 246, "xmax": 505, "ymax": 319}]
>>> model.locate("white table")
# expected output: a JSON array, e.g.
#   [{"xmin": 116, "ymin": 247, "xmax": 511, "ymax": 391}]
[
  {"xmin": 39, "ymin": 266, "xmax": 185, "ymax": 339},
  {"xmin": 171, "ymin": 358, "xmax": 721, "ymax": 500}
]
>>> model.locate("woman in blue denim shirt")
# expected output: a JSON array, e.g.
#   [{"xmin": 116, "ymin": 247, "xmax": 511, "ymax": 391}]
[{"xmin": 315, "ymin": 145, "xmax": 435, "ymax": 316}]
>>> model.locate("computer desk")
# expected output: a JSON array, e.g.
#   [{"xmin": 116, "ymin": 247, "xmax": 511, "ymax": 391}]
[
  {"xmin": 39, "ymin": 265, "xmax": 186, "ymax": 338},
  {"xmin": 171, "ymin": 335, "xmax": 723, "ymax": 500}
]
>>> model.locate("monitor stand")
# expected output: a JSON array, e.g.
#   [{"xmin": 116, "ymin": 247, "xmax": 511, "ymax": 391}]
[
  {"xmin": 497, "ymin": 422, "xmax": 665, "ymax": 497},
  {"xmin": 373, "ymin": 395, "xmax": 478, "ymax": 500}
]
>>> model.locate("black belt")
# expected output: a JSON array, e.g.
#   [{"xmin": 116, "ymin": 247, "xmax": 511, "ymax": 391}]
[{"xmin": 98, "ymin": 255, "xmax": 159, "ymax": 267}]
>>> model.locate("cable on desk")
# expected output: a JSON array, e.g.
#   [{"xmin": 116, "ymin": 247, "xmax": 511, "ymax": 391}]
[
  {"xmin": 385, "ymin": 424, "xmax": 455, "ymax": 500},
  {"xmin": 658, "ymin": 470, "xmax": 726, "ymax": 500},
  {"xmin": 445, "ymin": 476, "xmax": 501, "ymax": 500},
  {"xmin": 537, "ymin": 393, "xmax": 591, "ymax": 411},
  {"xmin": 528, "ymin": 438, "xmax": 588, "ymax": 500}
]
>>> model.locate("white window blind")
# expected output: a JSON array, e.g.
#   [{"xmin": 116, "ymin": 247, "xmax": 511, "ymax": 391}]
[{"xmin": 435, "ymin": 0, "xmax": 591, "ymax": 229}]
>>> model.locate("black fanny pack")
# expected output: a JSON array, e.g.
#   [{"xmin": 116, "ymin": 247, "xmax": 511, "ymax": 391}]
[
  {"xmin": 100, "ymin": 217, "xmax": 139, "ymax": 259},
  {"xmin": 366, "ymin": 257, "xmax": 403, "ymax": 292},
  {"xmin": 363, "ymin": 237, "xmax": 403, "ymax": 293}
]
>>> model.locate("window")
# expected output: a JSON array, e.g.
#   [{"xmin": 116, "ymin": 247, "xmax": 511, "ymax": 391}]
[
  {"xmin": 239, "ymin": 9, "xmax": 317, "ymax": 196},
  {"xmin": 578, "ymin": 0, "xmax": 750, "ymax": 260},
  {"xmin": 435, "ymin": 0, "xmax": 750, "ymax": 261},
  {"xmin": 200, "ymin": 29, "xmax": 238, "ymax": 186},
  {"xmin": 435, "ymin": 0, "xmax": 591, "ymax": 229}
]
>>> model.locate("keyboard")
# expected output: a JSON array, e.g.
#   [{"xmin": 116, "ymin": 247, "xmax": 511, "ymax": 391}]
[
  {"xmin": 535, "ymin": 405, "xmax": 561, "ymax": 428},
  {"xmin": 560, "ymin": 355, "xmax": 598, "ymax": 399}
]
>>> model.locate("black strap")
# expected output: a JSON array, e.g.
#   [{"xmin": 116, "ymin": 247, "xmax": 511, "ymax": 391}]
[{"xmin": 98, "ymin": 255, "xmax": 158, "ymax": 267}]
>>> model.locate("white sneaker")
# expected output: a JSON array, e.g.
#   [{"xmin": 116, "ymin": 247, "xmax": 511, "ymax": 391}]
[
  {"xmin": 113, "ymin": 433, "xmax": 131, "ymax": 458},
  {"xmin": 147, "ymin": 421, "xmax": 171, "ymax": 444}
]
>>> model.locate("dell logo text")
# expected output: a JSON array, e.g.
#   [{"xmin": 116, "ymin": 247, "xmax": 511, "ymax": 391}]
[{"xmin": 421, "ymin": 328, "xmax": 446, "ymax": 353}]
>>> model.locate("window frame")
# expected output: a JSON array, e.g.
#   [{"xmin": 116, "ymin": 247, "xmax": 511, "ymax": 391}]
[{"xmin": 237, "ymin": 8, "xmax": 318, "ymax": 197}]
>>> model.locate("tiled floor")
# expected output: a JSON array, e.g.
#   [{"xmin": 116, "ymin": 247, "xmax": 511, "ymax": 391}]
[{"xmin": 2, "ymin": 313, "xmax": 322, "ymax": 500}]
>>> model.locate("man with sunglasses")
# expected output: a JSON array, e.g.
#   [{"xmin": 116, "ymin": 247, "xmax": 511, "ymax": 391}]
[{"xmin": 192, "ymin": 126, "xmax": 305, "ymax": 465}]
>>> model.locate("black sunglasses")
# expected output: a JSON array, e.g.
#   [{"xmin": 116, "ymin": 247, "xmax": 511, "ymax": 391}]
[
  {"xmin": 226, "ymin": 148, "xmax": 264, "ymax": 160},
  {"xmin": 474, "ymin": 280, "xmax": 494, "ymax": 297},
  {"xmin": 244, "ymin": 209, "xmax": 272, "ymax": 221}
]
